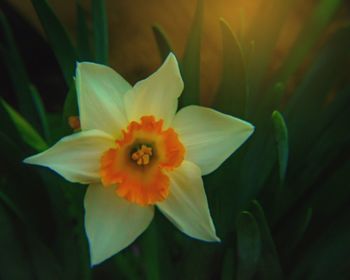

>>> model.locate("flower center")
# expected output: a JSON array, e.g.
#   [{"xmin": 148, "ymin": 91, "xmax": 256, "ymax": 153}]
[
  {"xmin": 100, "ymin": 116, "xmax": 185, "ymax": 206},
  {"xmin": 131, "ymin": 144, "xmax": 153, "ymax": 166}
]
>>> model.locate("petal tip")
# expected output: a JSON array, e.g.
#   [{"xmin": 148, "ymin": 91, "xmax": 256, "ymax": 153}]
[{"xmin": 23, "ymin": 154, "xmax": 38, "ymax": 165}]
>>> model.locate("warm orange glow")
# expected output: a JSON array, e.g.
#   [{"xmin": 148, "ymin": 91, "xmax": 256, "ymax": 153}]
[{"xmin": 100, "ymin": 116, "xmax": 185, "ymax": 205}]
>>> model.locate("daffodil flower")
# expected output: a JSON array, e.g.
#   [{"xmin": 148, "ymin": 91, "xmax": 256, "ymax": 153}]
[{"xmin": 24, "ymin": 53, "xmax": 254, "ymax": 265}]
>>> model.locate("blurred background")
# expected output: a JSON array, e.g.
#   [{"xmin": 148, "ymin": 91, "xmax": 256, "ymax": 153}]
[
  {"xmin": 1, "ymin": 0, "xmax": 350, "ymax": 279},
  {"xmin": 4, "ymin": 0, "xmax": 350, "ymax": 104}
]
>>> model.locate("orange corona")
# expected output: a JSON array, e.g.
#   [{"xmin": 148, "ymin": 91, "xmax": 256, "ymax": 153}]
[{"xmin": 100, "ymin": 116, "xmax": 185, "ymax": 205}]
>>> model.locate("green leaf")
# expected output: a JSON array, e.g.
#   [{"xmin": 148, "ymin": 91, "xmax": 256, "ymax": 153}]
[
  {"xmin": 221, "ymin": 248, "xmax": 236, "ymax": 280},
  {"xmin": 308, "ymin": 160, "xmax": 350, "ymax": 226},
  {"xmin": 249, "ymin": 201, "xmax": 283, "ymax": 279},
  {"xmin": 139, "ymin": 217, "xmax": 174, "ymax": 280},
  {"xmin": 0, "ymin": 192, "xmax": 62, "ymax": 280},
  {"xmin": 290, "ymin": 211, "xmax": 350, "ymax": 279},
  {"xmin": 246, "ymin": 0, "xmax": 294, "ymax": 112},
  {"xmin": 236, "ymin": 211, "xmax": 261, "ymax": 280},
  {"xmin": 285, "ymin": 26, "xmax": 350, "ymax": 182},
  {"xmin": 1, "ymin": 99, "xmax": 48, "ymax": 152},
  {"xmin": 0, "ymin": 12, "xmax": 44, "ymax": 133},
  {"xmin": 140, "ymin": 222, "xmax": 160, "ymax": 280},
  {"xmin": 113, "ymin": 253, "xmax": 140, "ymax": 280},
  {"xmin": 271, "ymin": 111, "xmax": 289, "ymax": 184},
  {"xmin": 276, "ymin": 0, "xmax": 342, "ymax": 82},
  {"xmin": 76, "ymin": 0, "xmax": 92, "ymax": 61},
  {"xmin": 152, "ymin": 24, "xmax": 173, "ymax": 62},
  {"xmin": 214, "ymin": 18, "xmax": 248, "ymax": 118},
  {"xmin": 286, "ymin": 26, "xmax": 350, "ymax": 125},
  {"xmin": 289, "ymin": 208, "xmax": 313, "ymax": 252},
  {"xmin": 92, "ymin": 0, "xmax": 109, "ymax": 64},
  {"xmin": 62, "ymin": 81, "xmax": 79, "ymax": 132},
  {"xmin": 37, "ymin": 173, "xmax": 91, "ymax": 279},
  {"xmin": 31, "ymin": 0, "xmax": 77, "ymax": 85},
  {"xmin": 30, "ymin": 85, "xmax": 51, "ymax": 142},
  {"xmin": 180, "ymin": 0, "xmax": 204, "ymax": 106}
]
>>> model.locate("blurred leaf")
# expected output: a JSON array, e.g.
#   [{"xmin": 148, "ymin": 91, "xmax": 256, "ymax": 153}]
[
  {"xmin": 271, "ymin": 111, "xmax": 289, "ymax": 184},
  {"xmin": 92, "ymin": 0, "xmax": 109, "ymax": 64},
  {"xmin": 249, "ymin": 201, "xmax": 283, "ymax": 279},
  {"xmin": 235, "ymin": 122, "xmax": 275, "ymax": 213},
  {"xmin": 37, "ymin": 173, "xmax": 91, "ymax": 279},
  {"xmin": 214, "ymin": 18, "xmax": 248, "ymax": 118},
  {"xmin": 308, "ymin": 160, "xmax": 350, "ymax": 227},
  {"xmin": 31, "ymin": 85, "xmax": 51, "ymax": 142},
  {"xmin": 0, "ymin": 12, "xmax": 44, "ymax": 133},
  {"xmin": 0, "ymin": 192, "xmax": 62, "ymax": 280},
  {"xmin": 180, "ymin": 0, "xmax": 203, "ymax": 107},
  {"xmin": 31, "ymin": 0, "xmax": 77, "ymax": 85},
  {"xmin": 140, "ymin": 217, "xmax": 175, "ymax": 280},
  {"xmin": 76, "ymin": 0, "xmax": 92, "ymax": 61},
  {"xmin": 113, "ymin": 253, "xmax": 140, "ymax": 280},
  {"xmin": 287, "ymin": 26, "xmax": 350, "ymax": 126},
  {"xmin": 236, "ymin": 211, "xmax": 261, "ymax": 280},
  {"xmin": 1, "ymin": 99, "xmax": 48, "ymax": 152},
  {"xmin": 277, "ymin": 106, "xmax": 350, "ymax": 226},
  {"xmin": 275, "ymin": 206, "xmax": 313, "ymax": 259},
  {"xmin": 290, "ymin": 210, "xmax": 350, "ymax": 279},
  {"xmin": 221, "ymin": 248, "xmax": 236, "ymax": 280},
  {"xmin": 276, "ymin": 0, "xmax": 342, "ymax": 82},
  {"xmin": 289, "ymin": 208, "xmax": 312, "ymax": 251},
  {"xmin": 152, "ymin": 24, "xmax": 173, "ymax": 62},
  {"xmin": 62, "ymin": 81, "xmax": 79, "ymax": 133},
  {"xmin": 141, "ymin": 223, "xmax": 160, "ymax": 280},
  {"xmin": 0, "ymin": 99, "xmax": 21, "ymax": 145},
  {"xmin": 0, "ymin": 191, "xmax": 23, "ymax": 221},
  {"xmin": 258, "ymin": 82, "xmax": 285, "ymax": 117},
  {"xmin": 284, "ymin": 26, "xmax": 350, "ymax": 191},
  {"xmin": 246, "ymin": 0, "xmax": 294, "ymax": 112}
]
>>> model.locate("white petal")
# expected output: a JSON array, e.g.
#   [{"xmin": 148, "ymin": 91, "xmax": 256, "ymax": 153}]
[
  {"xmin": 157, "ymin": 161, "xmax": 219, "ymax": 242},
  {"xmin": 124, "ymin": 53, "xmax": 183, "ymax": 127},
  {"xmin": 84, "ymin": 184, "xmax": 154, "ymax": 265},
  {"xmin": 76, "ymin": 62, "xmax": 131, "ymax": 137},
  {"xmin": 172, "ymin": 105, "xmax": 254, "ymax": 175},
  {"xmin": 23, "ymin": 130, "xmax": 115, "ymax": 184}
]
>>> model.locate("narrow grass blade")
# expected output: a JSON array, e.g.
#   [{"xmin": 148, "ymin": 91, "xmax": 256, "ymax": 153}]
[
  {"xmin": 0, "ymin": 12, "xmax": 43, "ymax": 132},
  {"xmin": 286, "ymin": 27, "xmax": 350, "ymax": 180},
  {"xmin": 31, "ymin": 0, "xmax": 77, "ymax": 84},
  {"xmin": 214, "ymin": 18, "xmax": 248, "ymax": 118},
  {"xmin": 30, "ymin": 85, "xmax": 50, "ymax": 142},
  {"xmin": 1, "ymin": 99, "xmax": 48, "ymax": 152},
  {"xmin": 249, "ymin": 200, "xmax": 283, "ymax": 279},
  {"xmin": 246, "ymin": 0, "xmax": 295, "ymax": 112},
  {"xmin": 271, "ymin": 111, "xmax": 289, "ymax": 184},
  {"xmin": 140, "ymin": 222, "xmax": 160, "ymax": 280},
  {"xmin": 152, "ymin": 24, "xmax": 173, "ymax": 62},
  {"xmin": 180, "ymin": 0, "xmax": 204, "ymax": 106},
  {"xmin": 92, "ymin": 0, "xmax": 109, "ymax": 64},
  {"xmin": 76, "ymin": 0, "xmax": 92, "ymax": 61},
  {"xmin": 236, "ymin": 211, "xmax": 261, "ymax": 280},
  {"xmin": 290, "ymin": 208, "xmax": 312, "ymax": 251},
  {"xmin": 62, "ymin": 81, "xmax": 79, "ymax": 132}
]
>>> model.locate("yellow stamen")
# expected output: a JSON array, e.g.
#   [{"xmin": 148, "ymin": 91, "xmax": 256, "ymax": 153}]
[{"xmin": 131, "ymin": 145, "xmax": 153, "ymax": 166}]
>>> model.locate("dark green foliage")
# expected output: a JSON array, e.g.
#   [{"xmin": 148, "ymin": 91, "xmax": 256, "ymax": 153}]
[
  {"xmin": 30, "ymin": 0, "xmax": 77, "ymax": 85},
  {"xmin": 152, "ymin": 25, "xmax": 174, "ymax": 62},
  {"xmin": 91, "ymin": 0, "xmax": 109, "ymax": 65},
  {"xmin": 180, "ymin": 0, "xmax": 204, "ymax": 107}
]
